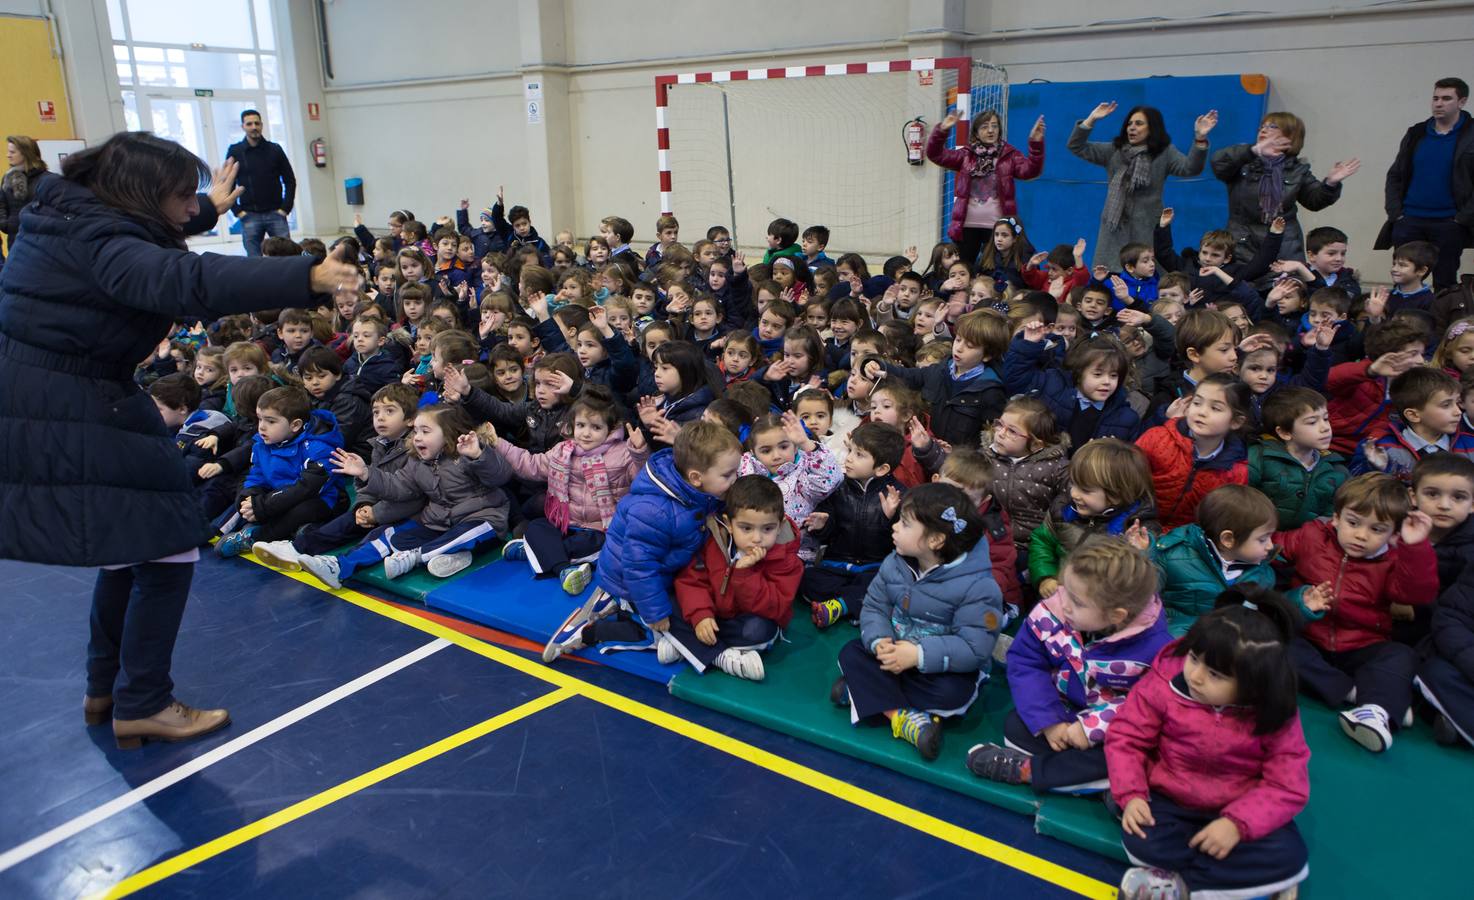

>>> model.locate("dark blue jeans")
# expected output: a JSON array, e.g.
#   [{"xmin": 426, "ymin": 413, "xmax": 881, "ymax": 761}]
[
  {"xmin": 240, "ymin": 211, "xmax": 290, "ymax": 256},
  {"xmin": 87, "ymin": 562, "xmax": 195, "ymax": 719}
]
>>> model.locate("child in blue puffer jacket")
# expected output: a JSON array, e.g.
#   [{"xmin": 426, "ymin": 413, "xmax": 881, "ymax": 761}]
[
  {"xmin": 216, "ymin": 386, "xmax": 344, "ymax": 556},
  {"xmin": 967, "ymin": 536, "xmax": 1170, "ymax": 793},
  {"xmin": 832, "ymin": 482, "xmax": 1004, "ymax": 761},
  {"xmin": 541, "ymin": 420, "xmax": 744, "ymax": 663}
]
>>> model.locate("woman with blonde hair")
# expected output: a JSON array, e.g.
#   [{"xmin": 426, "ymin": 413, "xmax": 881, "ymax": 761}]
[{"xmin": 1211, "ymin": 111, "xmax": 1361, "ymax": 264}]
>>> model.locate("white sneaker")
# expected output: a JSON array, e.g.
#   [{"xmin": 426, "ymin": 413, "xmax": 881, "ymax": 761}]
[
  {"xmin": 383, "ymin": 548, "xmax": 422, "ymax": 580},
  {"xmin": 252, "ymin": 540, "xmax": 302, "ymax": 572},
  {"xmin": 427, "ymin": 551, "xmax": 473, "ymax": 578},
  {"xmin": 656, "ymin": 635, "xmax": 681, "ymax": 665},
  {"xmin": 300, "ymin": 554, "xmax": 342, "ymax": 590},
  {"xmin": 714, "ymin": 648, "xmax": 764, "ymax": 681},
  {"xmin": 1340, "ymin": 703, "xmax": 1393, "ymax": 753}
]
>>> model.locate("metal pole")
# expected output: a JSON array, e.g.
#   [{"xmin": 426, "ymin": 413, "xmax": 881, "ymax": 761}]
[{"xmin": 720, "ymin": 89, "xmax": 737, "ymax": 247}]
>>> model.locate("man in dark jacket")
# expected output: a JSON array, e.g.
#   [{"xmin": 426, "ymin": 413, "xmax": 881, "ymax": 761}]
[
  {"xmin": 1376, "ymin": 77, "xmax": 1474, "ymax": 290},
  {"xmin": 227, "ymin": 109, "xmax": 296, "ymax": 257}
]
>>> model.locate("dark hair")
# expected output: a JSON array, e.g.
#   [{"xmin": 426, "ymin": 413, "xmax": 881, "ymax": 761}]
[
  {"xmin": 1046, "ymin": 244, "xmax": 1075, "ymax": 270},
  {"xmin": 1119, "ymin": 242, "xmax": 1152, "ymax": 268},
  {"xmin": 298, "ymin": 345, "xmax": 344, "ymax": 377},
  {"xmin": 1261, "ymin": 387, "xmax": 1327, "ymax": 438},
  {"xmin": 567, "ymin": 383, "xmax": 622, "ymax": 431},
  {"xmin": 704, "ymin": 398, "xmax": 753, "ymax": 439},
  {"xmin": 371, "ymin": 382, "xmax": 419, "ymax": 418},
  {"xmin": 766, "ymin": 217, "xmax": 798, "ymax": 245},
  {"xmin": 1177, "ymin": 308, "xmax": 1234, "ymax": 358},
  {"xmin": 801, "ymin": 224, "xmax": 830, "ymax": 246},
  {"xmin": 278, "ymin": 308, "xmax": 313, "ymax": 329},
  {"xmin": 240, "ymin": 108, "xmax": 261, "ymax": 123},
  {"xmin": 1305, "ymin": 226, "xmax": 1347, "ymax": 254},
  {"xmin": 61, "ymin": 132, "xmax": 209, "ymax": 247},
  {"xmin": 897, "ymin": 270, "xmax": 926, "ymax": 291},
  {"xmin": 416, "ymin": 403, "xmax": 479, "ymax": 458},
  {"xmin": 882, "ymin": 256, "xmax": 912, "ymax": 279},
  {"xmin": 675, "ymin": 419, "xmax": 743, "ymax": 476},
  {"xmin": 232, "ymin": 374, "xmax": 274, "ymax": 424},
  {"xmin": 1198, "ymin": 484, "xmax": 1278, "ymax": 546},
  {"xmin": 1192, "ymin": 372, "xmax": 1253, "ymax": 432},
  {"xmin": 829, "ymin": 298, "xmax": 865, "ymax": 325},
  {"xmin": 602, "ymin": 215, "xmax": 634, "ymax": 243},
  {"xmin": 257, "ymin": 385, "xmax": 312, "ymax": 423},
  {"xmin": 1392, "ymin": 240, "xmax": 1439, "ymax": 277},
  {"xmin": 1364, "ymin": 317, "xmax": 1432, "ymax": 359},
  {"xmin": 1111, "ymin": 105, "xmax": 1170, "ymax": 156},
  {"xmin": 508, "ymin": 205, "xmax": 531, "ymax": 224},
  {"xmin": 979, "ymin": 217, "xmax": 1036, "ymax": 271},
  {"xmin": 1019, "ymin": 290, "xmax": 1058, "ymax": 324},
  {"xmin": 725, "ymin": 474, "xmax": 785, "ymax": 520},
  {"xmin": 1435, "ymin": 76, "xmax": 1470, "ymax": 100},
  {"xmin": 261, "ymin": 235, "xmax": 302, "ymax": 257},
  {"xmin": 897, "ymin": 482, "xmax": 986, "ymax": 562},
  {"xmin": 836, "ymin": 252, "xmax": 871, "ymax": 281},
  {"xmin": 149, "ymin": 372, "xmax": 202, "ymax": 411},
  {"xmin": 782, "ymin": 325, "xmax": 825, "ymax": 377},
  {"xmin": 1411, "ymin": 452, "xmax": 1474, "ymax": 490},
  {"xmin": 1176, "ymin": 586, "xmax": 1300, "ymax": 735},
  {"xmin": 651, "ymin": 340, "xmax": 716, "ymax": 399},
  {"xmin": 1064, "ymin": 335, "xmax": 1131, "ymax": 390},
  {"xmin": 848, "ymin": 421, "xmax": 906, "ymax": 471},
  {"xmin": 726, "ymin": 380, "xmax": 776, "ymax": 420},
  {"xmin": 1390, "ymin": 366, "xmax": 1459, "ymax": 417},
  {"xmin": 1308, "ymin": 287, "xmax": 1351, "ymax": 317}
]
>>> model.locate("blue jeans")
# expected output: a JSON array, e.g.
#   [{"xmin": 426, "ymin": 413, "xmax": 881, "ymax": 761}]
[
  {"xmin": 241, "ymin": 210, "xmax": 290, "ymax": 256},
  {"xmin": 88, "ymin": 562, "xmax": 195, "ymax": 719}
]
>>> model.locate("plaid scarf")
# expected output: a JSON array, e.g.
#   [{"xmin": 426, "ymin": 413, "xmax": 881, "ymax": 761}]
[
  {"xmin": 545, "ymin": 437, "xmax": 618, "ymax": 533},
  {"xmin": 1103, "ymin": 144, "xmax": 1152, "ymax": 231}
]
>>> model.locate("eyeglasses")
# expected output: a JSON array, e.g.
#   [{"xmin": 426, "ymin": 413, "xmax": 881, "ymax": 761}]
[{"xmin": 713, "ymin": 237, "xmax": 732, "ymax": 244}]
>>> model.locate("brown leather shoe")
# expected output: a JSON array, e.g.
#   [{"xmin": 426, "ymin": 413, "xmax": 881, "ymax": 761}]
[
  {"xmin": 84, "ymin": 695, "xmax": 113, "ymax": 726},
  {"xmin": 112, "ymin": 701, "xmax": 230, "ymax": 750}
]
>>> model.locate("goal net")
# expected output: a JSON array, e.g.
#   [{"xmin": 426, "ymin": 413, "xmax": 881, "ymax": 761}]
[{"xmin": 659, "ymin": 59, "xmax": 1007, "ymax": 262}]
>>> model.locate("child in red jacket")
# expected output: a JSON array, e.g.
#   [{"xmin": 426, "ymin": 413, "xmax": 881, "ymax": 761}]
[
  {"xmin": 1277, "ymin": 473, "xmax": 1438, "ymax": 753},
  {"xmin": 1107, "ymin": 587, "xmax": 1309, "ymax": 900},
  {"xmin": 1135, "ymin": 374, "xmax": 1250, "ymax": 529},
  {"xmin": 665, "ymin": 475, "xmax": 801, "ymax": 681},
  {"xmin": 1324, "ymin": 316, "xmax": 1428, "ymax": 454}
]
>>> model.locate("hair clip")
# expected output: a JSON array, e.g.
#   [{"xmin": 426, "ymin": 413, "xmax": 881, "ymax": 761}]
[
  {"xmin": 737, "ymin": 424, "xmax": 751, "ymax": 445},
  {"xmin": 1447, "ymin": 321, "xmax": 1473, "ymax": 341},
  {"xmin": 1242, "ymin": 600, "xmax": 1259, "ymax": 610},
  {"xmin": 941, "ymin": 506, "xmax": 966, "ymax": 534},
  {"xmin": 773, "ymin": 257, "xmax": 795, "ymax": 270},
  {"xmin": 998, "ymin": 216, "xmax": 1023, "ymax": 235}
]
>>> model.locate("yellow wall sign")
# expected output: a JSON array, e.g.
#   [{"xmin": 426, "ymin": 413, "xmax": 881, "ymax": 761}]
[{"xmin": 0, "ymin": 16, "xmax": 74, "ymax": 141}]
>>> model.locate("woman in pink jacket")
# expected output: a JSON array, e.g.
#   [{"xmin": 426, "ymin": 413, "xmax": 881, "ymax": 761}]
[
  {"xmin": 927, "ymin": 110, "xmax": 1045, "ymax": 272},
  {"xmin": 1106, "ymin": 586, "xmax": 1311, "ymax": 900},
  {"xmin": 493, "ymin": 386, "xmax": 649, "ymax": 595}
]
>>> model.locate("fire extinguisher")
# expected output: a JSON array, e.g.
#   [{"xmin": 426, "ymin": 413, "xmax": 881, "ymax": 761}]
[
  {"xmin": 903, "ymin": 117, "xmax": 925, "ymax": 166},
  {"xmin": 310, "ymin": 138, "xmax": 327, "ymax": 168}
]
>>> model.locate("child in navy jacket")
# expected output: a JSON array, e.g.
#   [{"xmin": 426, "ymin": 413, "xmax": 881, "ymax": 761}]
[
  {"xmin": 1003, "ymin": 326, "xmax": 1142, "ymax": 447},
  {"xmin": 968, "ymin": 537, "xmax": 1170, "ymax": 793}
]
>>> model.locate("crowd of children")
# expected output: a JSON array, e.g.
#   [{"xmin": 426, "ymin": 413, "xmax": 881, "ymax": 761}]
[{"xmin": 138, "ymin": 183, "xmax": 1474, "ymax": 900}]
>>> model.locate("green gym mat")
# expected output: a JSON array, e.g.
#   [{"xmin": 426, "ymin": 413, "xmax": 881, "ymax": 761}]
[
  {"xmin": 347, "ymin": 545, "xmax": 504, "ymax": 603},
  {"xmin": 671, "ymin": 616, "xmax": 1474, "ymax": 897},
  {"xmin": 668, "ymin": 615, "xmax": 1042, "ymax": 818}
]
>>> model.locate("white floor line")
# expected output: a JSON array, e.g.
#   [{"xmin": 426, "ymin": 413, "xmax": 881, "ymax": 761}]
[{"xmin": 0, "ymin": 636, "xmax": 451, "ymax": 874}]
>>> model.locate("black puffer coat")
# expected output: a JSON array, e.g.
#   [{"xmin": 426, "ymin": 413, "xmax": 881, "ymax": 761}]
[{"xmin": 0, "ymin": 174, "xmax": 315, "ymax": 565}]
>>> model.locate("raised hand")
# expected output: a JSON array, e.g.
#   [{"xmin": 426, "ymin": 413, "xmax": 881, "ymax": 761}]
[
  {"xmin": 940, "ymin": 111, "xmax": 959, "ymax": 131},
  {"xmin": 1269, "ymin": 216, "xmax": 1286, "ymax": 235},
  {"xmin": 331, "ymin": 448, "xmax": 368, "ymax": 478},
  {"xmin": 1072, "ymin": 237, "xmax": 1087, "ymax": 261},
  {"xmin": 781, "ymin": 410, "xmax": 813, "ymax": 448},
  {"xmin": 1085, "ymin": 101, "xmax": 1117, "ymax": 124},
  {"xmin": 1237, "ymin": 333, "xmax": 1276, "ymax": 356},
  {"xmin": 1116, "ymin": 308, "xmax": 1151, "ymax": 327},
  {"xmin": 1326, "ymin": 158, "xmax": 1361, "ymax": 185},
  {"xmin": 1109, "ymin": 274, "xmax": 1131, "ymax": 300},
  {"xmin": 732, "ymin": 250, "xmax": 747, "ymax": 274},
  {"xmin": 780, "ymin": 286, "xmax": 796, "ymax": 304},
  {"xmin": 1253, "ymin": 133, "xmax": 1292, "ymax": 159},
  {"xmin": 904, "ymin": 245, "xmax": 919, "ymax": 264},
  {"xmin": 441, "ymin": 364, "xmax": 470, "ymax": 398},
  {"xmin": 1301, "ymin": 323, "xmax": 1334, "ymax": 351},
  {"xmin": 1159, "ymin": 207, "xmax": 1175, "ymax": 228},
  {"xmin": 588, "ymin": 304, "xmax": 612, "ymax": 336},
  {"xmin": 1021, "ymin": 319, "xmax": 1051, "ymax": 343},
  {"xmin": 1029, "ymin": 251, "xmax": 1050, "ymax": 268},
  {"xmin": 1364, "ymin": 286, "xmax": 1389, "ymax": 321},
  {"xmin": 879, "ymin": 484, "xmax": 902, "ymax": 519},
  {"xmin": 637, "ymin": 396, "xmax": 663, "ymax": 424},
  {"xmin": 625, "ymin": 423, "xmax": 648, "ymax": 453},
  {"xmin": 1401, "ymin": 508, "xmax": 1433, "ymax": 546},
  {"xmin": 1194, "ymin": 109, "xmax": 1219, "ymax": 140},
  {"xmin": 763, "ymin": 359, "xmax": 793, "ymax": 382},
  {"xmin": 456, "ymin": 431, "xmax": 483, "ymax": 459},
  {"xmin": 548, "ymin": 369, "xmax": 575, "ymax": 397},
  {"xmin": 496, "ymin": 185, "xmax": 505, "ymax": 206},
  {"xmin": 1301, "ymin": 581, "xmax": 1334, "ymax": 613},
  {"xmin": 907, "ymin": 416, "xmax": 933, "ymax": 451},
  {"xmin": 207, "ymin": 157, "xmax": 244, "ymax": 214},
  {"xmin": 1165, "ymin": 395, "xmax": 1192, "ymax": 420},
  {"xmin": 649, "ymin": 416, "xmax": 682, "ymax": 445},
  {"xmin": 1028, "ymin": 115, "xmax": 1045, "ymax": 142},
  {"xmin": 1124, "ymin": 518, "xmax": 1152, "ymax": 552},
  {"xmin": 805, "ymin": 511, "xmax": 830, "ymax": 533},
  {"xmin": 1361, "ymin": 439, "xmax": 1390, "ymax": 472}
]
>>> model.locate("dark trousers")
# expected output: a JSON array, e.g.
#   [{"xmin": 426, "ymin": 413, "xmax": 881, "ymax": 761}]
[
  {"xmin": 665, "ymin": 612, "xmax": 779, "ymax": 670},
  {"xmin": 1418, "ymin": 656, "xmax": 1474, "ymax": 747},
  {"xmin": 1390, "ymin": 215, "xmax": 1467, "ymax": 290},
  {"xmin": 522, "ymin": 518, "xmax": 605, "ymax": 575},
  {"xmin": 87, "ymin": 562, "xmax": 195, "ymax": 719},
  {"xmin": 198, "ymin": 476, "xmax": 238, "ymax": 522},
  {"xmin": 253, "ymin": 497, "xmax": 334, "ymax": 542},
  {"xmin": 337, "ymin": 519, "xmax": 497, "ymax": 579},
  {"xmin": 957, "ymin": 225, "xmax": 993, "ymax": 273},
  {"xmin": 293, "ymin": 508, "xmax": 370, "ymax": 555},
  {"xmin": 1002, "ymin": 710, "xmax": 1108, "ymax": 794},
  {"xmin": 1122, "ymin": 796, "xmax": 1308, "ymax": 893},
  {"xmin": 1290, "ymin": 637, "xmax": 1417, "ymax": 723},
  {"xmin": 799, "ymin": 564, "xmax": 879, "ymax": 619},
  {"xmin": 836, "ymin": 638, "xmax": 982, "ymax": 720}
]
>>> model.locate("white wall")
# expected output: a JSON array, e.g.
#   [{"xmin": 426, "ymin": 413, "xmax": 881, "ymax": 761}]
[{"xmin": 251, "ymin": 0, "xmax": 1473, "ymax": 277}]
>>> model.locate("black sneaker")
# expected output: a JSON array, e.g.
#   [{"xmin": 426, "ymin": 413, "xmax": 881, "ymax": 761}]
[
  {"xmin": 966, "ymin": 742, "xmax": 1031, "ymax": 784},
  {"xmin": 1434, "ymin": 712, "xmax": 1461, "ymax": 747},
  {"xmin": 830, "ymin": 676, "xmax": 849, "ymax": 708}
]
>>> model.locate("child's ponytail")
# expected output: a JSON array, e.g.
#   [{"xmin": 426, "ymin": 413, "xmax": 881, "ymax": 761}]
[{"xmin": 1178, "ymin": 585, "xmax": 1299, "ymax": 735}]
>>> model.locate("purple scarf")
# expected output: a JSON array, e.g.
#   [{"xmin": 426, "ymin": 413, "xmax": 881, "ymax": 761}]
[{"xmin": 1258, "ymin": 154, "xmax": 1287, "ymax": 224}]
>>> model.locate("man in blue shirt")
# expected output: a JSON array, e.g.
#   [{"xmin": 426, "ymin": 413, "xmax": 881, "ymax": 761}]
[
  {"xmin": 226, "ymin": 109, "xmax": 297, "ymax": 256},
  {"xmin": 1376, "ymin": 77, "xmax": 1473, "ymax": 291}
]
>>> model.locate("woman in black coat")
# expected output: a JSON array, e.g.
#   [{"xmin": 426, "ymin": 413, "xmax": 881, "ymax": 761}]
[
  {"xmin": 0, "ymin": 132, "xmax": 359, "ymax": 749},
  {"xmin": 1211, "ymin": 111, "xmax": 1361, "ymax": 264},
  {"xmin": 0, "ymin": 135, "xmax": 48, "ymax": 266}
]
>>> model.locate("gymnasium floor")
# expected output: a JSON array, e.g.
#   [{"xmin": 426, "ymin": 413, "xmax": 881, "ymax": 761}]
[{"xmin": 0, "ymin": 556, "xmax": 1125, "ymax": 899}]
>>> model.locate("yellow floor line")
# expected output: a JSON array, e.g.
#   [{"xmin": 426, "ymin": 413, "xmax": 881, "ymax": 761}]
[
  {"xmin": 216, "ymin": 559, "xmax": 1119, "ymax": 898},
  {"xmin": 93, "ymin": 686, "xmax": 575, "ymax": 900}
]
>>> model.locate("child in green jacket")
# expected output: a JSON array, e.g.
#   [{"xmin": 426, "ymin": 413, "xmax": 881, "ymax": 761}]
[{"xmin": 1247, "ymin": 387, "xmax": 1347, "ymax": 528}]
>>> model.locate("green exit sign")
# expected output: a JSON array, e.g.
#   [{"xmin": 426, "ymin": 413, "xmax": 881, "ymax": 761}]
[{"xmin": 194, "ymin": 89, "xmax": 214, "ymax": 97}]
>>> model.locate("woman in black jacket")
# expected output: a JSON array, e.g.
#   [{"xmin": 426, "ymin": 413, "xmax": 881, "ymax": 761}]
[
  {"xmin": 0, "ymin": 134, "xmax": 48, "ymax": 266},
  {"xmin": 1211, "ymin": 112, "xmax": 1360, "ymax": 265},
  {"xmin": 0, "ymin": 132, "xmax": 359, "ymax": 748}
]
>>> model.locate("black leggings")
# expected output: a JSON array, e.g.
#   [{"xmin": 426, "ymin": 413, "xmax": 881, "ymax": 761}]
[{"xmin": 957, "ymin": 226, "xmax": 993, "ymax": 273}]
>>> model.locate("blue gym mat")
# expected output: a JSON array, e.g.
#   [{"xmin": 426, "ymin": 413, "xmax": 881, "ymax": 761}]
[{"xmin": 425, "ymin": 558, "xmax": 684, "ymax": 684}]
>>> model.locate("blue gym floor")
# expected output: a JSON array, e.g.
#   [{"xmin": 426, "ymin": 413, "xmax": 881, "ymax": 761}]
[{"xmin": 0, "ymin": 556, "xmax": 1125, "ymax": 898}]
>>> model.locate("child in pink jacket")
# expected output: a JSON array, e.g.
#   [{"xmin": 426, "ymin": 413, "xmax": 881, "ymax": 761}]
[
  {"xmin": 1106, "ymin": 586, "xmax": 1310, "ymax": 900},
  {"xmin": 494, "ymin": 386, "xmax": 649, "ymax": 594}
]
